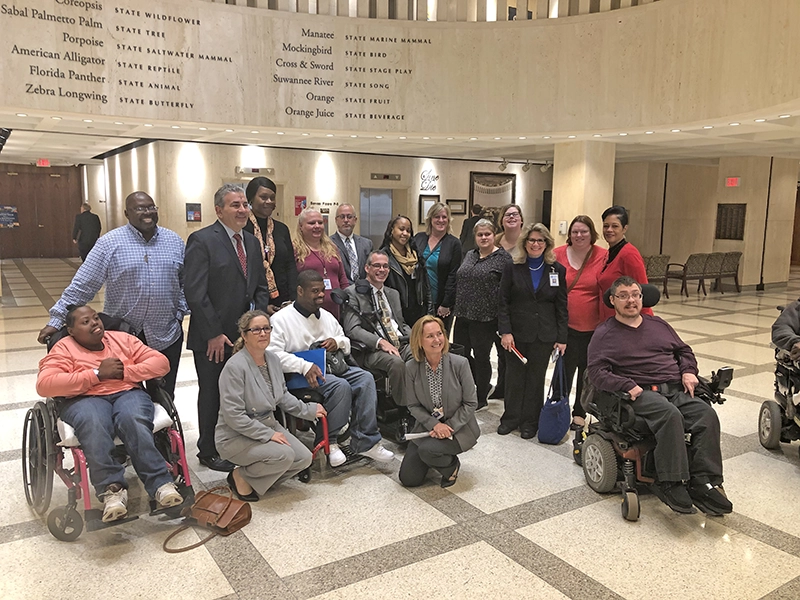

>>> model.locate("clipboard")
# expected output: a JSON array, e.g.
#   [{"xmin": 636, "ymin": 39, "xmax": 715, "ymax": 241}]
[{"xmin": 285, "ymin": 348, "xmax": 326, "ymax": 390}]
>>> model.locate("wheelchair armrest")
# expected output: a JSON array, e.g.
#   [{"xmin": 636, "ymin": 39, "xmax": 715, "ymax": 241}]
[{"xmin": 588, "ymin": 390, "xmax": 637, "ymax": 430}]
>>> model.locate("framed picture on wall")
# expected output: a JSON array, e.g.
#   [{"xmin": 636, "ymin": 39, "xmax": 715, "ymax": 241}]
[
  {"xmin": 446, "ymin": 199, "xmax": 467, "ymax": 215},
  {"xmin": 186, "ymin": 203, "xmax": 202, "ymax": 222},
  {"xmin": 468, "ymin": 172, "xmax": 516, "ymax": 216},
  {"xmin": 419, "ymin": 194, "xmax": 439, "ymax": 224}
]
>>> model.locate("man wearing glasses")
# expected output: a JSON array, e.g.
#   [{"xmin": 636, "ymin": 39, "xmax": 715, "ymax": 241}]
[
  {"xmin": 331, "ymin": 203, "xmax": 373, "ymax": 284},
  {"xmin": 38, "ymin": 191, "xmax": 187, "ymax": 399},
  {"xmin": 587, "ymin": 276, "xmax": 732, "ymax": 517}
]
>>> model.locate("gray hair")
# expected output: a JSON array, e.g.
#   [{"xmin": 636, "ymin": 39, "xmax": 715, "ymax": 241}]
[
  {"xmin": 473, "ymin": 218, "xmax": 496, "ymax": 234},
  {"xmin": 367, "ymin": 249, "xmax": 390, "ymax": 265},
  {"xmin": 214, "ymin": 183, "xmax": 245, "ymax": 208}
]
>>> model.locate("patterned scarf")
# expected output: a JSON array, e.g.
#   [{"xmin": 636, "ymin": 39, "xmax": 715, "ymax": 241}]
[
  {"xmin": 389, "ymin": 243, "xmax": 418, "ymax": 276},
  {"xmin": 248, "ymin": 213, "xmax": 279, "ymax": 299}
]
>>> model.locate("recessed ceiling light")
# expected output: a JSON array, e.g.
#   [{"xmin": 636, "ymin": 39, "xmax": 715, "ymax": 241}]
[
  {"xmin": 83, "ymin": 119, "xmax": 93, "ymax": 123},
  {"xmin": 251, "ymin": 130, "xmax": 259, "ymax": 134},
  {"xmin": 543, "ymin": 136, "xmax": 551, "ymax": 139},
  {"xmin": 423, "ymin": 136, "xmax": 430, "ymax": 140},
  {"xmin": 518, "ymin": 136, "xmax": 526, "ymax": 140},
  {"xmin": 375, "ymin": 136, "xmax": 383, "ymax": 139},
  {"xmin": 350, "ymin": 134, "xmax": 358, "ymax": 138},
  {"xmin": 276, "ymin": 132, "xmax": 284, "ymax": 135},
  {"xmin": 144, "ymin": 124, "xmax": 153, "ymax": 127},
  {"xmin": 51, "ymin": 116, "xmax": 62, "ymax": 120},
  {"xmin": 779, "ymin": 114, "xmax": 791, "ymax": 118},
  {"xmin": 199, "ymin": 127, "xmax": 208, "ymax": 131},
  {"xmin": 302, "ymin": 133, "xmax": 310, "ymax": 136},
  {"xmin": 114, "ymin": 121, "xmax": 123, "ymax": 125},
  {"xmin": 593, "ymin": 134, "xmax": 602, "ymax": 137},
  {"xmin": 494, "ymin": 137, "xmax": 501, "ymax": 140},
  {"xmin": 645, "ymin": 131, "xmax": 654, "ymax": 134},
  {"xmin": 326, "ymin": 134, "xmax": 334, "ymax": 137},
  {"xmin": 671, "ymin": 129, "xmax": 681, "ymax": 133},
  {"xmin": 447, "ymin": 137, "xmax": 454, "ymax": 140},
  {"xmin": 729, "ymin": 122, "xmax": 740, "ymax": 126},
  {"xmin": 16, "ymin": 113, "xmax": 26, "ymax": 117},
  {"xmin": 568, "ymin": 135, "xmax": 576, "ymax": 139},
  {"xmin": 703, "ymin": 125, "xmax": 713, "ymax": 129},
  {"xmin": 618, "ymin": 133, "xmax": 628, "ymax": 136},
  {"xmin": 225, "ymin": 129, "xmax": 233, "ymax": 132},
  {"xmin": 469, "ymin": 137, "xmax": 478, "ymax": 140},
  {"xmin": 754, "ymin": 118, "xmax": 766, "ymax": 123},
  {"xmin": 171, "ymin": 125, "xmax": 180, "ymax": 129},
  {"xmin": 400, "ymin": 136, "xmax": 407, "ymax": 140}
]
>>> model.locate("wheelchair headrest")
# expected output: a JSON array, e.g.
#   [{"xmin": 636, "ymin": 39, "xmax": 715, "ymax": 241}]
[
  {"xmin": 46, "ymin": 313, "xmax": 134, "ymax": 353},
  {"xmin": 602, "ymin": 283, "xmax": 661, "ymax": 309},
  {"xmin": 330, "ymin": 288, "xmax": 349, "ymax": 306}
]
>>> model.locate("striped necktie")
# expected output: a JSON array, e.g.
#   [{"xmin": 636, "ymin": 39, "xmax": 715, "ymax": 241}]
[
  {"xmin": 345, "ymin": 237, "xmax": 359, "ymax": 281},
  {"xmin": 233, "ymin": 233, "xmax": 247, "ymax": 278}
]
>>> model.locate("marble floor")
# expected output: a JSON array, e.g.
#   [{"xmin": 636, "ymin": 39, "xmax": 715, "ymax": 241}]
[{"xmin": 2, "ymin": 258, "xmax": 800, "ymax": 600}]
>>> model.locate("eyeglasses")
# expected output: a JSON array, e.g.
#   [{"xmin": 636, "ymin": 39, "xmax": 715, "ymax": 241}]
[
  {"xmin": 131, "ymin": 206, "xmax": 158, "ymax": 213},
  {"xmin": 613, "ymin": 292, "xmax": 642, "ymax": 301},
  {"xmin": 504, "ymin": 213, "xmax": 521, "ymax": 220},
  {"xmin": 244, "ymin": 326, "xmax": 272, "ymax": 335},
  {"xmin": 526, "ymin": 238, "xmax": 546, "ymax": 245},
  {"xmin": 369, "ymin": 264, "xmax": 390, "ymax": 270},
  {"xmin": 337, "ymin": 214, "xmax": 356, "ymax": 220}
]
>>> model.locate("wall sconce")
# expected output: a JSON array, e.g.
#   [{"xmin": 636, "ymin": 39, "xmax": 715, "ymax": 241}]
[
  {"xmin": 522, "ymin": 161, "xmax": 531, "ymax": 172},
  {"xmin": 540, "ymin": 162, "xmax": 552, "ymax": 173},
  {"xmin": 499, "ymin": 159, "xmax": 508, "ymax": 171}
]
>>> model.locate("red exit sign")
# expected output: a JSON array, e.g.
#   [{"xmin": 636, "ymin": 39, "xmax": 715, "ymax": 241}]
[
  {"xmin": 36, "ymin": 158, "xmax": 50, "ymax": 167},
  {"xmin": 725, "ymin": 177, "xmax": 740, "ymax": 187}
]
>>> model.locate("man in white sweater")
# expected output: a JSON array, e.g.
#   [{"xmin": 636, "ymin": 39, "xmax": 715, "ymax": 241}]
[{"xmin": 269, "ymin": 269, "xmax": 393, "ymax": 467}]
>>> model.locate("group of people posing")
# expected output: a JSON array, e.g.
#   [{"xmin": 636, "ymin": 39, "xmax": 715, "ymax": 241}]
[{"xmin": 35, "ymin": 177, "xmax": 731, "ymax": 522}]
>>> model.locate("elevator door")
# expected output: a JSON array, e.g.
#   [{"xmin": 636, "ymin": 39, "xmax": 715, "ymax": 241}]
[{"xmin": 359, "ymin": 188, "xmax": 393, "ymax": 249}]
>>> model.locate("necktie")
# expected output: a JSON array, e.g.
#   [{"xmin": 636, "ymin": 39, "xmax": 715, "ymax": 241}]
[
  {"xmin": 377, "ymin": 290, "xmax": 400, "ymax": 347},
  {"xmin": 345, "ymin": 237, "xmax": 359, "ymax": 281},
  {"xmin": 233, "ymin": 233, "xmax": 247, "ymax": 278}
]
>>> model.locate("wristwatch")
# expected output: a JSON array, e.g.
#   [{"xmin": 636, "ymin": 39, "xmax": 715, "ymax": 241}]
[{"xmin": 92, "ymin": 368, "xmax": 100, "ymax": 378}]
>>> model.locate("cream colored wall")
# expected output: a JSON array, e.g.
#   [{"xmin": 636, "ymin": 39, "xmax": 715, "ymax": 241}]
[
  {"xmin": 762, "ymin": 158, "xmax": 799, "ymax": 285},
  {"xmin": 81, "ymin": 164, "xmax": 110, "ymax": 236},
  {"xmin": 611, "ymin": 161, "xmax": 666, "ymax": 256},
  {"xmin": 104, "ymin": 141, "xmax": 552, "ymax": 240}
]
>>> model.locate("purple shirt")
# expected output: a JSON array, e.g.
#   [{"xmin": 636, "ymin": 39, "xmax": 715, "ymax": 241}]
[{"xmin": 587, "ymin": 315, "xmax": 698, "ymax": 392}]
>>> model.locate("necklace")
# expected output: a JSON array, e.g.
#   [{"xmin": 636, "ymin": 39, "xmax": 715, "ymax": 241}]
[{"xmin": 528, "ymin": 262, "xmax": 544, "ymax": 271}]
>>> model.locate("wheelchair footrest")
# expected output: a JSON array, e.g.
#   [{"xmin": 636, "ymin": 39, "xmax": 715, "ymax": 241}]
[
  {"xmin": 84, "ymin": 509, "xmax": 139, "ymax": 532},
  {"xmin": 148, "ymin": 486, "xmax": 194, "ymax": 519}
]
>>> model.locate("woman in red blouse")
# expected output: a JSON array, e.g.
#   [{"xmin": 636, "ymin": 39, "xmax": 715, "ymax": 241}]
[
  {"xmin": 293, "ymin": 209, "xmax": 349, "ymax": 319},
  {"xmin": 554, "ymin": 216, "xmax": 607, "ymax": 426}
]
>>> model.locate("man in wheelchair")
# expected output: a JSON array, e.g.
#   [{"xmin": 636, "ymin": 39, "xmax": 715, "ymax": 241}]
[
  {"xmin": 772, "ymin": 298, "xmax": 800, "ymax": 360},
  {"xmin": 35, "ymin": 305, "xmax": 184, "ymax": 523},
  {"xmin": 587, "ymin": 276, "xmax": 732, "ymax": 516}
]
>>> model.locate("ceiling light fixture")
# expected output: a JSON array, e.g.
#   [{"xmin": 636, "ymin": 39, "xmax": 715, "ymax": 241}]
[
  {"xmin": 225, "ymin": 129, "xmax": 233, "ymax": 132},
  {"xmin": 376, "ymin": 135, "xmax": 383, "ymax": 139},
  {"xmin": 276, "ymin": 132, "xmax": 284, "ymax": 135},
  {"xmin": 645, "ymin": 131, "xmax": 654, "ymax": 134},
  {"xmin": 568, "ymin": 135, "xmax": 576, "ymax": 139},
  {"xmin": 251, "ymin": 130, "xmax": 259, "ymax": 134},
  {"xmin": 522, "ymin": 161, "xmax": 531, "ymax": 172},
  {"xmin": 540, "ymin": 162, "xmax": 552, "ymax": 173},
  {"xmin": 779, "ymin": 114, "xmax": 791, "ymax": 118},
  {"xmin": 729, "ymin": 122, "xmax": 740, "ymax": 126},
  {"xmin": 519, "ymin": 136, "xmax": 527, "ymax": 140},
  {"xmin": 593, "ymin": 134, "xmax": 602, "ymax": 138},
  {"xmin": 754, "ymin": 118, "xmax": 766, "ymax": 122},
  {"xmin": 16, "ymin": 113, "xmax": 26, "ymax": 117},
  {"xmin": 671, "ymin": 129, "xmax": 681, "ymax": 133},
  {"xmin": 350, "ymin": 134, "xmax": 358, "ymax": 138},
  {"xmin": 400, "ymin": 136, "xmax": 407, "ymax": 140},
  {"xmin": 199, "ymin": 127, "xmax": 208, "ymax": 130},
  {"xmin": 114, "ymin": 121, "xmax": 123, "ymax": 125},
  {"xmin": 494, "ymin": 137, "xmax": 501, "ymax": 140},
  {"xmin": 326, "ymin": 134, "xmax": 334, "ymax": 137},
  {"xmin": 619, "ymin": 133, "xmax": 628, "ymax": 136},
  {"xmin": 423, "ymin": 136, "xmax": 430, "ymax": 140},
  {"xmin": 703, "ymin": 125, "xmax": 713, "ymax": 129},
  {"xmin": 447, "ymin": 137, "xmax": 454, "ymax": 140},
  {"xmin": 172, "ymin": 125, "xmax": 180, "ymax": 129},
  {"xmin": 144, "ymin": 124, "xmax": 153, "ymax": 127},
  {"xmin": 83, "ymin": 119, "xmax": 93, "ymax": 123},
  {"xmin": 498, "ymin": 159, "xmax": 508, "ymax": 171},
  {"xmin": 51, "ymin": 116, "xmax": 62, "ymax": 120},
  {"xmin": 469, "ymin": 137, "xmax": 478, "ymax": 140},
  {"xmin": 543, "ymin": 136, "xmax": 551, "ymax": 139},
  {"xmin": 302, "ymin": 133, "xmax": 310, "ymax": 136}
]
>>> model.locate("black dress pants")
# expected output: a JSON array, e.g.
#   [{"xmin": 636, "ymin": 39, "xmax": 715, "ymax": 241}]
[
  {"xmin": 560, "ymin": 328, "xmax": 593, "ymax": 419},
  {"xmin": 453, "ymin": 318, "xmax": 497, "ymax": 404},
  {"xmin": 399, "ymin": 437, "xmax": 462, "ymax": 487},
  {"xmin": 193, "ymin": 349, "xmax": 231, "ymax": 459},
  {"xmin": 500, "ymin": 340, "xmax": 553, "ymax": 432}
]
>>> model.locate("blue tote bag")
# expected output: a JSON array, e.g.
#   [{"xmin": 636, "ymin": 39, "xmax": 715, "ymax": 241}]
[{"xmin": 538, "ymin": 355, "xmax": 571, "ymax": 445}]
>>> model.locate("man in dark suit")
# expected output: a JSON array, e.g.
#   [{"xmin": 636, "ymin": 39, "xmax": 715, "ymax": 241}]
[
  {"xmin": 343, "ymin": 250, "xmax": 413, "ymax": 405},
  {"xmin": 72, "ymin": 203, "xmax": 102, "ymax": 261},
  {"xmin": 332, "ymin": 203, "xmax": 373, "ymax": 284},
  {"xmin": 185, "ymin": 183, "xmax": 271, "ymax": 471},
  {"xmin": 458, "ymin": 203, "xmax": 483, "ymax": 257}
]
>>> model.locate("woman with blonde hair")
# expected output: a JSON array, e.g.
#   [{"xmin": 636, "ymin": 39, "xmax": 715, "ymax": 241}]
[
  {"xmin": 497, "ymin": 223, "xmax": 568, "ymax": 438},
  {"xmin": 294, "ymin": 208, "xmax": 349, "ymax": 319},
  {"xmin": 216, "ymin": 310, "xmax": 326, "ymax": 501}
]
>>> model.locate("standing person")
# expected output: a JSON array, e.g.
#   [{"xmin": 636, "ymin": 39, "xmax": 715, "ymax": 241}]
[
  {"xmin": 294, "ymin": 208, "xmax": 350, "ymax": 320},
  {"xmin": 331, "ymin": 203, "xmax": 373, "ymax": 284},
  {"xmin": 243, "ymin": 176, "xmax": 298, "ymax": 312},
  {"xmin": 38, "ymin": 192, "xmax": 187, "ymax": 399},
  {"xmin": 497, "ymin": 223, "xmax": 568, "ymax": 438},
  {"xmin": 553, "ymin": 215, "xmax": 608, "ymax": 427},
  {"xmin": 381, "ymin": 215, "xmax": 429, "ymax": 328},
  {"xmin": 454, "ymin": 219, "xmax": 512, "ymax": 411},
  {"xmin": 597, "ymin": 205, "xmax": 651, "ymax": 321},
  {"xmin": 412, "ymin": 203, "xmax": 461, "ymax": 334},
  {"xmin": 458, "ymin": 203, "xmax": 483, "ymax": 257},
  {"xmin": 185, "ymin": 183, "xmax": 271, "ymax": 472},
  {"xmin": 400, "ymin": 316, "xmax": 480, "ymax": 488},
  {"xmin": 72, "ymin": 202, "xmax": 102, "ymax": 261}
]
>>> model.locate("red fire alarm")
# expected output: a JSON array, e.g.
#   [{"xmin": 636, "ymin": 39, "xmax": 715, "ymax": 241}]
[
  {"xmin": 725, "ymin": 177, "xmax": 740, "ymax": 187},
  {"xmin": 36, "ymin": 158, "xmax": 50, "ymax": 167}
]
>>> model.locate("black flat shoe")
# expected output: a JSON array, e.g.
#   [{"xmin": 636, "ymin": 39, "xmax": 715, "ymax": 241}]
[
  {"xmin": 199, "ymin": 455, "xmax": 236, "ymax": 472},
  {"xmin": 488, "ymin": 386, "xmax": 505, "ymax": 400},
  {"xmin": 497, "ymin": 423, "xmax": 515, "ymax": 435},
  {"xmin": 476, "ymin": 400, "xmax": 489, "ymax": 412},
  {"xmin": 227, "ymin": 471, "xmax": 259, "ymax": 502},
  {"xmin": 520, "ymin": 428, "xmax": 536, "ymax": 440},
  {"xmin": 441, "ymin": 458, "xmax": 460, "ymax": 488}
]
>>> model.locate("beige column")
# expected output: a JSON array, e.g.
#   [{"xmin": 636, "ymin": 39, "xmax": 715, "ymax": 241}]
[
  {"xmin": 517, "ymin": 0, "xmax": 530, "ymax": 20},
  {"xmin": 619, "ymin": 0, "xmax": 633, "ymax": 8},
  {"xmin": 598, "ymin": 0, "xmax": 611, "ymax": 11},
  {"xmin": 551, "ymin": 140, "xmax": 616, "ymax": 246},
  {"xmin": 532, "ymin": 0, "xmax": 548, "ymax": 18},
  {"xmin": 417, "ymin": 0, "xmax": 427, "ymax": 19},
  {"xmin": 376, "ymin": 0, "xmax": 389, "ymax": 17},
  {"xmin": 578, "ymin": 0, "xmax": 590, "ymax": 14}
]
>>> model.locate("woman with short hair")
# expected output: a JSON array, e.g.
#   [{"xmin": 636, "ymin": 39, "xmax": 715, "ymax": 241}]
[{"xmin": 381, "ymin": 215, "xmax": 430, "ymax": 328}]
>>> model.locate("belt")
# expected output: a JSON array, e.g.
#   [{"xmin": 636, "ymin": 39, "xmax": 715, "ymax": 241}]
[{"xmin": 646, "ymin": 381, "xmax": 683, "ymax": 395}]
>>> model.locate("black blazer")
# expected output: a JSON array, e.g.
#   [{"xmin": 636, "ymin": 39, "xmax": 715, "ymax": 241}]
[
  {"xmin": 498, "ymin": 260, "xmax": 568, "ymax": 344},
  {"xmin": 411, "ymin": 232, "xmax": 462, "ymax": 309},
  {"xmin": 243, "ymin": 217, "xmax": 297, "ymax": 305},
  {"xmin": 458, "ymin": 215, "xmax": 481, "ymax": 256},
  {"xmin": 185, "ymin": 221, "xmax": 271, "ymax": 352},
  {"xmin": 382, "ymin": 245, "xmax": 430, "ymax": 322}
]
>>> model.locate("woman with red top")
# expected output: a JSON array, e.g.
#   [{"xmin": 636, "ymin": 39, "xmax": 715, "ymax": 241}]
[
  {"xmin": 293, "ymin": 208, "xmax": 349, "ymax": 319},
  {"xmin": 554, "ymin": 216, "xmax": 608, "ymax": 426},
  {"xmin": 597, "ymin": 205, "xmax": 651, "ymax": 321}
]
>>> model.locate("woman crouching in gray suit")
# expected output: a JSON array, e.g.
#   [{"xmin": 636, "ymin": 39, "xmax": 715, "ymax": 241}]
[
  {"xmin": 399, "ymin": 315, "xmax": 480, "ymax": 488},
  {"xmin": 216, "ymin": 310, "xmax": 327, "ymax": 501}
]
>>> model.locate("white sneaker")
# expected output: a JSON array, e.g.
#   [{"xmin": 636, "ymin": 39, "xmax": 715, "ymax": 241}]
[
  {"xmin": 328, "ymin": 444, "xmax": 347, "ymax": 467},
  {"xmin": 155, "ymin": 482, "xmax": 183, "ymax": 507},
  {"xmin": 359, "ymin": 444, "xmax": 394, "ymax": 462},
  {"xmin": 101, "ymin": 485, "xmax": 128, "ymax": 523}
]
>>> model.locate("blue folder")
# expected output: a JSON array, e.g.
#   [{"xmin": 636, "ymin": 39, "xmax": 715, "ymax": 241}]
[{"xmin": 285, "ymin": 348, "xmax": 326, "ymax": 390}]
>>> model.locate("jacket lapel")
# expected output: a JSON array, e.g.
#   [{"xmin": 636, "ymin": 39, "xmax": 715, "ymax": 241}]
[
  {"xmin": 215, "ymin": 222, "xmax": 246, "ymax": 280},
  {"xmin": 245, "ymin": 351, "xmax": 273, "ymax": 401}
]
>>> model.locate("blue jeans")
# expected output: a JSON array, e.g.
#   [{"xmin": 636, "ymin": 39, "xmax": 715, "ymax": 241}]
[
  {"xmin": 316, "ymin": 366, "xmax": 381, "ymax": 454},
  {"xmin": 59, "ymin": 388, "xmax": 173, "ymax": 499}
]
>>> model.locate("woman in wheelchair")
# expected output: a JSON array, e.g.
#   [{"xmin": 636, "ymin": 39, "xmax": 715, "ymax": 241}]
[
  {"xmin": 216, "ymin": 310, "xmax": 327, "ymax": 501},
  {"xmin": 35, "ymin": 305, "xmax": 184, "ymax": 523}
]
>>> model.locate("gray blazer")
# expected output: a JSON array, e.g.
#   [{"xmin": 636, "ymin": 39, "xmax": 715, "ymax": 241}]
[
  {"xmin": 405, "ymin": 353, "xmax": 480, "ymax": 451},
  {"xmin": 332, "ymin": 232, "xmax": 373, "ymax": 283},
  {"xmin": 215, "ymin": 349, "xmax": 318, "ymax": 456},
  {"xmin": 343, "ymin": 281, "xmax": 412, "ymax": 350}
]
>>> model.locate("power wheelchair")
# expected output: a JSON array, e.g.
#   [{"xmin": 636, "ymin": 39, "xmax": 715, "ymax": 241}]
[
  {"xmin": 22, "ymin": 315, "xmax": 194, "ymax": 541},
  {"xmin": 573, "ymin": 284, "xmax": 733, "ymax": 521}
]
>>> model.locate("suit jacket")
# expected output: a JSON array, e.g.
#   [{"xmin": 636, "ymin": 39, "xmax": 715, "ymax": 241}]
[
  {"xmin": 243, "ymin": 217, "xmax": 298, "ymax": 305},
  {"xmin": 215, "ymin": 349, "xmax": 318, "ymax": 455},
  {"xmin": 332, "ymin": 231, "xmax": 373, "ymax": 283},
  {"xmin": 342, "ymin": 281, "xmax": 412, "ymax": 350},
  {"xmin": 411, "ymin": 232, "xmax": 462, "ymax": 309},
  {"xmin": 458, "ymin": 215, "xmax": 481, "ymax": 256},
  {"xmin": 405, "ymin": 353, "xmax": 480, "ymax": 452},
  {"xmin": 498, "ymin": 260, "xmax": 568, "ymax": 344},
  {"xmin": 72, "ymin": 211, "xmax": 102, "ymax": 246},
  {"xmin": 185, "ymin": 220, "xmax": 271, "ymax": 352}
]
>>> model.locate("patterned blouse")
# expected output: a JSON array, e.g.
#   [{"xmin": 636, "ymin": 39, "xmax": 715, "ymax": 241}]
[
  {"xmin": 454, "ymin": 248, "xmax": 512, "ymax": 322},
  {"xmin": 425, "ymin": 359, "xmax": 444, "ymax": 414},
  {"xmin": 257, "ymin": 363, "xmax": 276, "ymax": 400}
]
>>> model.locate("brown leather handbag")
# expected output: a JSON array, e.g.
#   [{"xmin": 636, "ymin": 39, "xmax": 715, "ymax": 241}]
[{"xmin": 162, "ymin": 486, "xmax": 251, "ymax": 553}]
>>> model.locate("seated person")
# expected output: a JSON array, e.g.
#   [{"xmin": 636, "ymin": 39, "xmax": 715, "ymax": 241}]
[
  {"xmin": 342, "ymin": 250, "xmax": 413, "ymax": 405},
  {"xmin": 268, "ymin": 269, "xmax": 394, "ymax": 467},
  {"xmin": 587, "ymin": 276, "xmax": 733, "ymax": 516},
  {"xmin": 771, "ymin": 298, "xmax": 800, "ymax": 360},
  {"xmin": 400, "ymin": 316, "xmax": 480, "ymax": 488},
  {"xmin": 35, "ymin": 305, "xmax": 183, "ymax": 523},
  {"xmin": 217, "ymin": 310, "xmax": 327, "ymax": 501}
]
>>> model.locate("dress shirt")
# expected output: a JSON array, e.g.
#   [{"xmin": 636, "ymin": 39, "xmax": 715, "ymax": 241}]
[
  {"xmin": 47, "ymin": 224, "xmax": 188, "ymax": 352},
  {"xmin": 370, "ymin": 284, "xmax": 401, "ymax": 346},
  {"xmin": 219, "ymin": 220, "xmax": 247, "ymax": 257}
]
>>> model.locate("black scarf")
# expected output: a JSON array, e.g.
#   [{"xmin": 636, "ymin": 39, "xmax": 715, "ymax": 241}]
[{"xmin": 606, "ymin": 239, "xmax": 628, "ymax": 265}]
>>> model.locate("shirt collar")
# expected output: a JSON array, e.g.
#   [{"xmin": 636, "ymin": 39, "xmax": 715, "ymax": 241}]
[
  {"xmin": 293, "ymin": 301, "xmax": 321, "ymax": 320},
  {"xmin": 126, "ymin": 222, "xmax": 159, "ymax": 243},
  {"xmin": 337, "ymin": 231, "xmax": 352, "ymax": 244},
  {"xmin": 218, "ymin": 220, "xmax": 242, "ymax": 240}
]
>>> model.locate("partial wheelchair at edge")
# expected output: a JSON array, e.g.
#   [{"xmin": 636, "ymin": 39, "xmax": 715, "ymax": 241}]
[{"xmin": 573, "ymin": 284, "xmax": 733, "ymax": 522}]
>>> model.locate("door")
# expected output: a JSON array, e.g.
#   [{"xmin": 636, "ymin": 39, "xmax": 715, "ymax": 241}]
[
  {"xmin": 541, "ymin": 190, "xmax": 553, "ymax": 232},
  {"xmin": 359, "ymin": 188, "xmax": 393, "ymax": 249}
]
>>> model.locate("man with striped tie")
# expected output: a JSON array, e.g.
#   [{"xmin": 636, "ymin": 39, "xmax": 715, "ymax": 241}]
[{"xmin": 332, "ymin": 203, "xmax": 373, "ymax": 284}]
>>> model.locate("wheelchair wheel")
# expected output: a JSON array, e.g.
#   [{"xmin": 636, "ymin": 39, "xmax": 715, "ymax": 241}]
[
  {"xmin": 298, "ymin": 467, "xmax": 311, "ymax": 484},
  {"xmin": 621, "ymin": 491, "xmax": 640, "ymax": 522},
  {"xmin": 22, "ymin": 402, "xmax": 55, "ymax": 515},
  {"xmin": 758, "ymin": 401, "xmax": 783, "ymax": 449},
  {"xmin": 47, "ymin": 506, "xmax": 84, "ymax": 542},
  {"xmin": 582, "ymin": 434, "xmax": 618, "ymax": 493}
]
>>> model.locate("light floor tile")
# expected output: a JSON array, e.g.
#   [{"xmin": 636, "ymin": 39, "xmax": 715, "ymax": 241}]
[
  {"xmin": 734, "ymin": 332, "xmax": 773, "ymax": 346},
  {"xmin": 0, "ymin": 408, "xmax": 31, "ymax": 452},
  {"xmin": 0, "ymin": 372, "xmax": 41, "ymax": 407},
  {"xmin": 695, "ymin": 356, "xmax": 744, "ymax": 379},
  {"xmin": 705, "ymin": 312, "xmax": 780, "ymax": 329},
  {"xmin": 727, "ymin": 371, "xmax": 776, "ymax": 398},
  {"xmin": 672, "ymin": 319, "xmax": 756, "ymax": 337},
  {"xmin": 0, "ymin": 349, "xmax": 49, "ymax": 373},
  {"xmin": 656, "ymin": 304, "xmax": 726, "ymax": 318},
  {"xmin": 518, "ymin": 495, "xmax": 800, "ymax": 600},
  {"xmin": 243, "ymin": 470, "xmax": 454, "ymax": 577},
  {"xmin": 0, "ymin": 307, "xmax": 49, "ymax": 319},
  {"xmin": 716, "ymin": 395, "xmax": 762, "ymax": 437},
  {"xmin": 447, "ymin": 433, "xmax": 585, "ymax": 514},
  {"xmin": 0, "ymin": 330, "xmax": 47, "ymax": 352},
  {"xmin": 308, "ymin": 541, "xmax": 569, "ymax": 600},
  {"xmin": 0, "ymin": 458, "xmax": 68, "ymax": 528},
  {"xmin": 13, "ymin": 298, "xmax": 45, "ymax": 307},
  {"xmin": 692, "ymin": 340, "xmax": 774, "ymax": 366}
]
